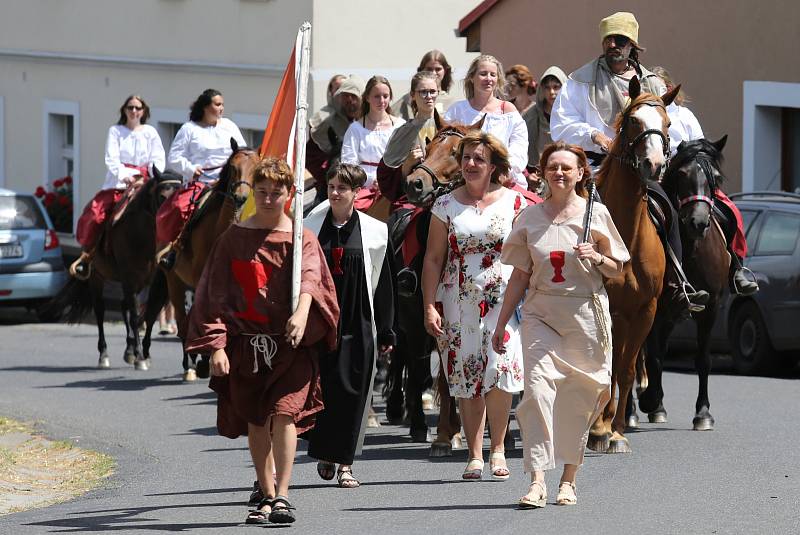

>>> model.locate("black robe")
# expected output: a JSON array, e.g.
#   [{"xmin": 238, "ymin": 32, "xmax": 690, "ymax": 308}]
[{"xmin": 306, "ymin": 211, "xmax": 396, "ymax": 465}]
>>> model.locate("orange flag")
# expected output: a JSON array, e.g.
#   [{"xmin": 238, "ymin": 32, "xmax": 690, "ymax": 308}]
[{"xmin": 242, "ymin": 29, "xmax": 302, "ymax": 219}]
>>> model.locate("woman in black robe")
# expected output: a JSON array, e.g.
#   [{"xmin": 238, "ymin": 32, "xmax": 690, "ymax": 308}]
[{"xmin": 304, "ymin": 163, "xmax": 396, "ymax": 488}]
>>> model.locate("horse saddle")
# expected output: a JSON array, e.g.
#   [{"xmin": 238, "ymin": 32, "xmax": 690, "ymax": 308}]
[
  {"xmin": 388, "ymin": 207, "xmax": 429, "ymax": 297},
  {"xmin": 712, "ymin": 199, "xmax": 736, "ymax": 247},
  {"xmin": 180, "ymin": 187, "xmax": 215, "ymax": 247},
  {"xmin": 111, "ymin": 178, "xmax": 147, "ymax": 227}
]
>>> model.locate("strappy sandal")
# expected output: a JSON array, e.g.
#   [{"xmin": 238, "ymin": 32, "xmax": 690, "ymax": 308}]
[
  {"xmin": 489, "ymin": 451, "xmax": 510, "ymax": 481},
  {"xmin": 247, "ymin": 480, "xmax": 264, "ymax": 507},
  {"xmin": 317, "ymin": 460, "xmax": 336, "ymax": 481},
  {"xmin": 245, "ymin": 495, "xmax": 273, "ymax": 525},
  {"xmin": 268, "ymin": 495, "xmax": 296, "ymax": 524},
  {"xmin": 518, "ymin": 480, "xmax": 547, "ymax": 509},
  {"xmin": 461, "ymin": 458, "xmax": 484, "ymax": 480},
  {"xmin": 337, "ymin": 466, "xmax": 360, "ymax": 488},
  {"xmin": 556, "ymin": 481, "xmax": 577, "ymax": 506}
]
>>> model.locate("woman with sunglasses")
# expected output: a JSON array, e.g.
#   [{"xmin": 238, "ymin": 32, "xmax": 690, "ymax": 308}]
[
  {"xmin": 71, "ymin": 95, "xmax": 165, "ymax": 279},
  {"xmin": 376, "ymin": 71, "xmax": 441, "ymax": 204},
  {"xmin": 157, "ymin": 89, "xmax": 246, "ymax": 267}
]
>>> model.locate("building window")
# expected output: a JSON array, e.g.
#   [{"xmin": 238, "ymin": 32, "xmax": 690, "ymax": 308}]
[
  {"xmin": 241, "ymin": 128, "xmax": 265, "ymax": 151},
  {"xmin": 0, "ymin": 96, "xmax": 5, "ymax": 188},
  {"xmin": 43, "ymin": 100, "xmax": 80, "ymax": 231}
]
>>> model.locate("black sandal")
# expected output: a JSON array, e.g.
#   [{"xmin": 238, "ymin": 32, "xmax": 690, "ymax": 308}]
[
  {"xmin": 245, "ymin": 496, "xmax": 273, "ymax": 525},
  {"xmin": 317, "ymin": 461, "xmax": 336, "ymax": 481},
  {"xmin": 268, "ymin": 496, "xmax": 296, "ymax": 524},
  {"xmin": 247, "ymin": 480, "xmax": 264, "ymax": 507}
]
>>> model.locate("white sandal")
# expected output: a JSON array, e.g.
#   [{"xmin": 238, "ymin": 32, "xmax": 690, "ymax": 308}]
[
  {"xmin": 556, "ymin": 481, "xmax": 577, "ymax": 505},
  {"xmin": 519, "ymin": 480, "xmax": 547, "ymax": 509}
]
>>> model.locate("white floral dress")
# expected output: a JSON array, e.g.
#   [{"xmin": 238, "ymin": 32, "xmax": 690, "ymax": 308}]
[{"xmin": 431, "ymin": 187, "xmax": 527, "ymax": 399}]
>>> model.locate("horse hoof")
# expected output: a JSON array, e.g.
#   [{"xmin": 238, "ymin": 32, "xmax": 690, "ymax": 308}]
[
  {"xmin": 410, "ymin": 428, "xmax": 430, "ymax": 443},
  {"xmin": 195, "ymin": 358, "xmax": 210, "ymax": 379},
  {"xmin": 123, "ymin": 351, "xmax": 136, "ymax": 365},
  {"xmin": 183, "ymin": 369, "xmax": 197, "ymax": 382},
  {"xmin": 97, "ymin": 355, "xmax": 110, "ymax": 369},
  {"xmin": 366, "ymin": 415, "xmax": 381, "ymax": 428},
  {"xmin": 627, "ymin": 413, "xmax": 640, "ymax": 429},
  {"xmin": 586, "ymin": 433, "xmax": 610, "ymax": 452},
  {"xmin": 606, "ymin": 438, "xmax": 632, "ymax": 454},
  {"xmin": 134, "ymin": 358, "xmax": 150, "ymax": 371},
  {"xmin": 648, "ymin": 410, "xmax": 668, "ymax": 424},
  {"xmin": 692, "ymin": 415, "xmax": 715, "ymax": 431},
  {"xmin": 450, "ymin": 434, "xmax": 463, "ymax": 450},
  {"xmin": 429, "ymin": 441, "xmax": 452, "ymax": 457},
  {"xmin": 421, "ymin": 393, "xmax": 434, "ymax": 411}
]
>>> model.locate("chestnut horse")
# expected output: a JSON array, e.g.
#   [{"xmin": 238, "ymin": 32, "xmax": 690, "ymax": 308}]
[
  {"xmin": 45, "ymin": 168, "xmax": 182, "ymax": 369},
  {"xmin": 638, "ymin": 136, "xmax": 731, "ymax": 431},
  {"xmin": 165, "ymin": 141, "xmax": 260, "ymax": 381},
  {"xmin": 589, "ymin": 78, "xmax": 680, "ymax": 453}
]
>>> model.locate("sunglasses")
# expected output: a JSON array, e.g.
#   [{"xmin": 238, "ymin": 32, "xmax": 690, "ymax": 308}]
[
  {"xmin": 416, "ymin": 89, "xmax": 438, "ymax": 97},
  {"xmin": 126, "ymin": 105, "xmax": 143, "ymax": 111},
  {"xmin": 606, "ymin": 34, "xmax": 631, "ymax": 47}
]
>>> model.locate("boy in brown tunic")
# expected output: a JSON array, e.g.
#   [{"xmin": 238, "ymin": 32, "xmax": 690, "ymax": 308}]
[{"xmin": 187, "ymin": 157, "xmax": 339, "ymax": 525}]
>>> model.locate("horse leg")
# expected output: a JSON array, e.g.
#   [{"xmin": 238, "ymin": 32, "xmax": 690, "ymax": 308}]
[
  {"xmin": 692, "ymin": 308, "xmax": 715, "ymax": 431},
  {"xmin": 430, "ymin": 369, "xmax": 459, "ymax": 456},
  {"xmin": 167, "ymin": 274, "xmax": 196, "ymax": 381},
  {"xmin": 90, "ymin": 277, "xmax": 110, "ymax": 369},
  {"xmin": 142, "ymin": 270, "xmax": 167, "ymax": 364},
  {"xmin": 639, "ymin": 318, "xmax": 669, "ymax": 423},
  {"xmin": 121, "ymin": 284, "xmax": 147, "ymax": 370},
  {"xmin": 407, "ymin": 351, "xmax": 431, "ymax": 443},
  {"xmin": 384, "ymin": 333, "xmax": 407, "ymax": 425},
  {"xmin": 609, "ymin": 307, "xmax": 657, "ymax": 453}
]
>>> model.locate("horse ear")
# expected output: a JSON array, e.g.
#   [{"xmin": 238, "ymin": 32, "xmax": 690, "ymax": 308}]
[
  {"xmin": 434, "ymin": 108, "xmax": 444, "ymax": 131},
  {"xmin": 712, "ymin": 135, "xmax": 728, "ymax": 153},
  {"xmin": 424, "ymin": 136, "xmax": 431, "ymax": 147},
  {"xmin": 471, "ymin": 113, "xmax": 486, "ymax": 130},
  {"xmin": 230, "ymin": 137, "xmax": 239, "ymax": 152},
  {"xmin": 152, "ymin": 165, "xmax": 161, "ymax": 180},
  {"xmin": 628, "ymin": 77, "xmax": 642, "ymax": 101},
  {"xmin": 661, "ymin": 83, "xmax": 680, "ymax": 107}
]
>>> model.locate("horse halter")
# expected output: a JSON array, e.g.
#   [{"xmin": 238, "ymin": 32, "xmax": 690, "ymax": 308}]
[
  {"xmin": 678, "ymin": 157, "xmax": 718, "ymax": 209},
  {"xmin": 218, "ymin": 148, "xmax": 257, "ymax": 209},
  {"xmin": 615, "ymin": 101, "xmax": 671, "ymax": 179},
  {"xmin": 409, "ymin": 128, "xmax": 465, "ymax": 204}
]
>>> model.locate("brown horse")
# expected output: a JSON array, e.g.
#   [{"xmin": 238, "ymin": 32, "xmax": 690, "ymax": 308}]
[
  {"xmin": 45, "ymin": 168, "xmax": 182, "ymax": 369},
  {"xmin": 638, "ymin": 136, "xmax": 731, "ymax": 431},
  {"xmin": 384, "ymin": 112, "xmax": 484, "ymax": 455},
  {"xmin": 165, "ymin": 141, "xmax": 260, "ymax": 381},
  {"xmin": 589, "ymin": 78, "xmax": 680, "ymax": 453}
]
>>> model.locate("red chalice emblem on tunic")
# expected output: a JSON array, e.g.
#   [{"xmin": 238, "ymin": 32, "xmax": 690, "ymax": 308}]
[
  {"xmin": 331, "ymin": 247, "xmax": 344, "ymax": 275},
  {"xmin": 231, "ymin": 259, "xmax": 272, "ymax": 323},
  {"xmin": 549, "ymin": 250, "xmax": 566, "ymax": 283}
]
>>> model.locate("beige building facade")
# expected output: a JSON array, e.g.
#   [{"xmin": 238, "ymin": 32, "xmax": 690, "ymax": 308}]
[
  {"xmin": 0, "ymin": 0, "xmax": 480, "ymax": 229},
  {"xmin": 458, "ymin": 0, "xmax": 800, "ymax": 193}
]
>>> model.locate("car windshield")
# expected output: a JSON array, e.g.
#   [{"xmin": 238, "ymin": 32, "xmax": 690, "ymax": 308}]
[{"xmin": 0, "ymin": 196, "xmax": 48, "ymax": 230}]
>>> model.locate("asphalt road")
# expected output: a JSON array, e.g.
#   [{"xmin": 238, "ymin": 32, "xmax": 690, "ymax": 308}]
[{"xmin": 1, "ymin": 316, "xmax": 799, "ymax": 534}]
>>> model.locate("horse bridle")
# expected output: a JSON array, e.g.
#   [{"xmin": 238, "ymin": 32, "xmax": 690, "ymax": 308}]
[
  {"xmin": 216, "ymin": 148, "xmax": 258, "ymax": 209},
  {"xmin": 409, "ymin": 128, "xmax": 465, "ymax": 204},
  {"xmin": 677, "ymin": 156, "xmax": 718, "ymax": 210},
  {"xmin": 614, "ymin": 101, "xmax": 671, "ymax": 180}
]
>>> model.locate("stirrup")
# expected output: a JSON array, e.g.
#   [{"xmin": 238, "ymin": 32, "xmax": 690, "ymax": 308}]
[
  {"xmin": 681, "ymin": 281, "xmax": 708, "ymax": 313},
  {"xmin": 733, "ymin": 266, "xmax": 759, "ymax": 296}
]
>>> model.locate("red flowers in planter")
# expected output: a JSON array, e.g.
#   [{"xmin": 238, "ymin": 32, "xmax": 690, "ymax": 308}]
[{"xmin": 35, "ymin": 176, "xmax": 73, "ymax": 232}]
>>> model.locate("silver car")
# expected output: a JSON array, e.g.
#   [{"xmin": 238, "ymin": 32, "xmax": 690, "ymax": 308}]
[{"xmin": 0, "ymin": 188, "xmax": 68, "ymax": 319}]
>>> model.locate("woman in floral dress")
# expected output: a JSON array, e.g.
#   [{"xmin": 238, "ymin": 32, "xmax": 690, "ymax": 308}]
[{"xmin": 422, "ymin": 131, "xmax": 527, "ymax": 481}]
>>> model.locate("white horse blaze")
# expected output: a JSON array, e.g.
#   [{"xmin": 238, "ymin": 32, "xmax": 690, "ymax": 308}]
[{"xmin": 632, "ymin": 105, "xmax": 667, "ymax": 170}]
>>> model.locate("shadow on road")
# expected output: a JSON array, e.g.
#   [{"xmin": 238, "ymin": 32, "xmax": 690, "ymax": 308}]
[
  {"xmin": 25, "ymin": 500, "xmax": 244, "ymax": 532},
  {"xmin": 37, "ymin": 376, "xmax": 187, "ymax": 392},
  {"xmin": 0, "ymin": 365, "xmax": 100, "ymax": 374}
]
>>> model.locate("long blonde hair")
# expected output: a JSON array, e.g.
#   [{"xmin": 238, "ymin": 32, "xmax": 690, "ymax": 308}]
[{"xmin": 464, "ymin": 54, "xmax": 505, "ymax": 100}]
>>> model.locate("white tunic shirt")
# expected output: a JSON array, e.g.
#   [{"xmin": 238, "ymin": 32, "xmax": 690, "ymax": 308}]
[
  {"xmin": 167, "ymin": 118, "xmax": 246, "ymax": 183},
  {"xmin": 666, "ymin": 103, "xmax": 704, "ymax": 156},
  {"xmin": 103, "ymin": 124, "xmax": 165, "ymax": 190},
  {"xmin": 341, "ymin": 117, "xmax": 406, "ymax": 188},
  {"xmin": 444, "ymin": 100, "xmax": 528, "ymax": 187}
]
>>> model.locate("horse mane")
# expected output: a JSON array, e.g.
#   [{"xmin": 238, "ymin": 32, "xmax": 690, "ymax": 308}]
[{"xmin": 214, "ymin": 145, "xmax": 253, "ymax": 194}]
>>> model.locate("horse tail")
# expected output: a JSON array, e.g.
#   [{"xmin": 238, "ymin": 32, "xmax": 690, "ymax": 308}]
[
  {"xmin": 382, "ymin": 340, "xmax": 405, "ymax": 401},
  {"xmin": 41, "ymin": 277, "xmax": 94, "ymax": 324}
]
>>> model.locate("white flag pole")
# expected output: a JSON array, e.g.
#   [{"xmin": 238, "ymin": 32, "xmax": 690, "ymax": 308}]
[{"xmin": 291, "ymin": 22, "xmax": 312, "ymax": 312}]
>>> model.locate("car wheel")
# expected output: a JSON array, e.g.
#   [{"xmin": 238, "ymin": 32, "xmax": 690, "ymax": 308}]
[{"xmin": 730, "ymin": 302, "xmax": 774, "ymax": 375}]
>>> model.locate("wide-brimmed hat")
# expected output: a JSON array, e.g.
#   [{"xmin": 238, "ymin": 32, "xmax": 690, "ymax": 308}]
[
  {"xmin": 599, "ymin": 12, "xmax": 640, "ymax": 47},
  {"xmin": 334, "ymin": 75, "xmax": 366, "ymax": 98}
]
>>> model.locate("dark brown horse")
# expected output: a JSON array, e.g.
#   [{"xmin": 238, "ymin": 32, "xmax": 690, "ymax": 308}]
[
  {"xmin": 589, "ymin": 78, "xmax": 680, "ymax": 453},
  {"xmin": 638, "ymin": 136, "xmax": 730, "ymax": 431},
  {"xmin": 383, "ymin": 113, "xmax": 484, "ymax": 455},
  {"xmin": 46, "ymin": 168, "xmax": 182, "ymax": 369},
  {"xmin": 165, "ymin": 141, "xmax": 260, "ymax": 381}
]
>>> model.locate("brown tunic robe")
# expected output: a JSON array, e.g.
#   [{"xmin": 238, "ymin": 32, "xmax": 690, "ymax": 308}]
[{"xmin": 186, "ymin": 226, "xmax": 340, "ymax": 438}]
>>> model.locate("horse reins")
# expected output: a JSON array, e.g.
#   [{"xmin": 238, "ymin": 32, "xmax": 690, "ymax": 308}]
[{"xmin": 677, "ymin": 156, "xmax": 718, "ymax": 210}]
